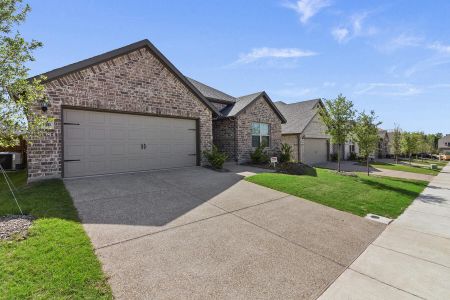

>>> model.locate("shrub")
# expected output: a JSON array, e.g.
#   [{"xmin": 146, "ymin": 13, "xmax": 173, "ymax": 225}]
[
  {"xmin": 330, "ymin": 152, "xmax": 338, "ymax": 162},
  {"xmin": 203, "ymin": 145, "xmax": 228, "ymax": 169},
  {"xmin": 279, "ymin": 143, "xmax": 292, "ymax": 163},
  {"xmin": 250, "ymin": 142, "xmax": 269, "ymax": 164}
]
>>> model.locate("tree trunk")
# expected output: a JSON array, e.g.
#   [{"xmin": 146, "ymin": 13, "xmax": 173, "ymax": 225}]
[
  {"xmin": 337, "ymin": 144, "xmax": 341, "ymax": 172},
  {"xmin": 409, "ymin": 154, "xmax": 412, "ymax": 165},
  {"xmin": 395, "ymin": 154, "xmax": 398, "ymax": 164},
  {"xmin": 367, "ymin": 155, "xmax": 370, "ymax": 176}
]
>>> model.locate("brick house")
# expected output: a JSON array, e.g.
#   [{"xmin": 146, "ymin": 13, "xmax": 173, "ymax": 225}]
[
  {"xmin": 274, "ymin": 99, "xmax": 330, "ymax": 165},
  {"xmin": 187, "ymin": 79, "xmax": 286, "ymax": 162},
  {"xmin": 27, "ymin": 39, "xmax": 285, "ymax": 181}
]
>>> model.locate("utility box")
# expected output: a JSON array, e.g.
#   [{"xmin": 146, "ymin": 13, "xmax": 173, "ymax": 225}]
[{"xmin": 430, "ymin": 164, "xmax": 438, "ymax": 170}]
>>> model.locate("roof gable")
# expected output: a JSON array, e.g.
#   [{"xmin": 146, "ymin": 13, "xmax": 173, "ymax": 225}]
[
  {"xmin": 221, "ymin": 92, "xmax": 286, "ymax": 123},
  {"xmin": 32, "ymin": 39, "xmax": 219, "ymax": 115},
  {"xmin": 275, "ymin": 99, "xmax": 323, "ymax": 134}
]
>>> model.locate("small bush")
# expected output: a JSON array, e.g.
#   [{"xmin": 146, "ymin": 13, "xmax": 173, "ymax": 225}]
[
  {"xmin": 348, "ymin": 152, "xmax": 357, "ymax": 161},
  {"xmin": 250, "ymin": 142, "xmax": 269, "ymax": 164},
  {"xmin": 330, "ymin": 152, "xmax": 338, "ymax": 162},
  {"xmin": 203, "ymin": 145, "xmax": 228, "ymax": 169},
  {"xmin": 279, "ymin": 143, "xmax": 292, "ymax": 163}
]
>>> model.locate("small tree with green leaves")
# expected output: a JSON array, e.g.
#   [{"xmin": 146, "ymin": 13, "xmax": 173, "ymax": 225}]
[
  {"xmin": 392, "ymin": 124, "xmax": 402, "ymax": 164},
  {"xmin": 1, "ymin": 0, "xmax": 51, "ymax": 148},
  {"xmin": 319, "ymin": 94, "xmax": 355, "ymax": 172},
  {"xmin": 353, "ymin": 111, "xmax": 381, "ymax": 176},
  {"xmin": 401, "ymin": 132, "xmax": 418, "ymax": 165}
]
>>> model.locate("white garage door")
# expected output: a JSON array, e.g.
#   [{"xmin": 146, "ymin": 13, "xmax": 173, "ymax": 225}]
[
  {"xmin": 63, "ymin": 109, "xmax": 197, "ymax": 178},
  {"xmin": 302, "ymin": 138, "xmax": 328, "ymax": 165}
]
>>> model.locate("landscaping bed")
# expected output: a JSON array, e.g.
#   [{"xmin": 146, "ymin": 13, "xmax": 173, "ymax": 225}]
[
  {"xmin": 0, "ymin": 171, "xmax": 112, "ymax": 299},
  {"xmin": 245, "ymin": 162, "xmax": 317, "ymax": 176},
  {"xmin": 246, "ymin": 168, "xmax": 427, "ymax": 218}
]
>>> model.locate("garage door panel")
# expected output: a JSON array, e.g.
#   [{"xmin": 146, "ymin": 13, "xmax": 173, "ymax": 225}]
[
  {"xmin": 302, "ymin": 138, "xmax": 328, "ymax": 165},
  {"xmin": 63, "ymin": 109, "xmax": 197, "ymax": 178}
]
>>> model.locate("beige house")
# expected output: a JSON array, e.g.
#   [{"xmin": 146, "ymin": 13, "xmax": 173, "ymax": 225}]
[
  {"xmin": 377, "ymin": 129, "xmax": 390, "ymax": 158},
  {"xmin": 438, "ymin": 134, "xmax": 450, "ymax": 154},
  {"xmin": 275, "ymin": 99, "xmax": 330, "ymax": 165}
]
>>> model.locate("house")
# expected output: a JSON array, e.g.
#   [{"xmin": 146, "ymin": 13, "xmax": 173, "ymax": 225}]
[
  {"xmin": 438, "ymin": 134, "xmax": 450, "ymax": 154},
  {"xmin": 187, "ymin": 79, "xmax": 286, "ymax": 163},
  {"xmin": 274, "ymin": 99, "xmax": 330, "ymax": 165},
  {"xmin": 343, "ymin": 139, "xmax": 359, "ymax": 160},
  {"xmin": 377, "ymin": 129, "xmax": 389, "ymax": 158},
  {"xmin": 27, "ymin": 39, "xmax": 285, "ymax": 181}
]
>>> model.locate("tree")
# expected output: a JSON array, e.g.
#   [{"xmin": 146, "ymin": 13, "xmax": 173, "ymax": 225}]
[
  {"xmin": 392, "ymin": 124, "xmax": 402, "ymax": 164},
  {"xmin": 353, "ymin": 111, "xmax": 381, "ymax": 176},
  {"xmin": 0, "ymin": 0, "xmax": 50, "ymax": 147},
  {"xmin": 319, "ymin": 94, "xmax": 355, "ymax": 172},
  {"xmin": 401, "ymin": 132, "xmax": 418, "ymax": 164}
]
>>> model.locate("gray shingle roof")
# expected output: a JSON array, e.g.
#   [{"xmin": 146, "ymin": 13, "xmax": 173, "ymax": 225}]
[
  {"xmin": 220, "ymin": 92, "xmax": 263, "ymax": 116},
  {"xmin": 186, "ymin": 77, "xmax": 236, "ymax": 103},
  {"xmin": 274, "ymin": 99, "xmax": 321, "ymax": 134}
]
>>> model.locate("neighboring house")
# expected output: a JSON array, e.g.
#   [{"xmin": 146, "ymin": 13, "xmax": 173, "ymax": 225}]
[
  {"xmin": 274, "ymin": 99, "xmax": 330, "ymax": 165},
  {"xmin": 343, "ymin": 139, "xmax": 359, "ymax": 160},
  {"xmin": 377, "ymin": 129, "xmax": 389, "ymax": 158},
  {"xmin": 438, "ymin": 134, "xmax": 450, "ymax": 154},
  {"xmin": 387, "ymin": 131, "xmax": 395, "ymax": 157},
  {"xmin": 27, "ymin": 39, "xmax": 285, "ymax": 181}
]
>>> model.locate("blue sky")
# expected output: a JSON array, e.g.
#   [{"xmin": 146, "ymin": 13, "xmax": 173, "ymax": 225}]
[{"xmin": 22, "ymin": 0, "xmax": 450, "ymax": 134}]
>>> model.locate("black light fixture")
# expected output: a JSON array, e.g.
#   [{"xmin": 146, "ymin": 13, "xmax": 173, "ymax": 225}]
[{"xmin": 40, "ymin": 100, "xmax": 49, "ymax": 112}]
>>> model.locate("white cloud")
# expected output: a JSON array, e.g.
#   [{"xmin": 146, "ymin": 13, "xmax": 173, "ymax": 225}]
[
  {"xmin": 284, "ymin": 0, "xmax": 331, "ymax": 24},
  {"xmin": 355, "ymin": 83, "xmax": 422, "ymax": 97},
  {"xmin": 378, "ymin": 34, "xmax": 423, "ymax": 53},
  {"xmin": 235, "ymin": 47, "xmax": 317, "ymax": 64},
  {"xmin": 331, "ymin": 11, "xmax": 377, "ymax": 43},
  {"xmin": 331, "ymin": 27, "xmax": 349, "ymax": 43},
  {"xmin": 427, "ymin": 42, "xmax": 450, "ymax": 54}
]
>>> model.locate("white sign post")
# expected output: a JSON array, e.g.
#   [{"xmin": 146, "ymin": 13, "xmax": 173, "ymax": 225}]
[{"xmin": 270, "ymin": 156, "xmax": 278, "ymax": 168}]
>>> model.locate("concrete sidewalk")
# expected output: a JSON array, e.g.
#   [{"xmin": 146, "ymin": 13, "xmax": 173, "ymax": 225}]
[{"xmin": 319, "ymin": 164, "xmax": 450, "ymax": 299}]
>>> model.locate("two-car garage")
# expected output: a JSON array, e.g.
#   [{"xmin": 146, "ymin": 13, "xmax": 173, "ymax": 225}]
[{"xmin": 63, "ymin": 109, "xmax": 198, "ymax": 178}]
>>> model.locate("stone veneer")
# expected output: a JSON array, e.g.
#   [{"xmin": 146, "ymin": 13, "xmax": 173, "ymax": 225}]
[
  {"xmin": 213, "ymin": 95, "xmax": 282, "ymax": 163},
  {"xmin": 27, "ymin": 47, "xmax": 213, "ymax": 181}
]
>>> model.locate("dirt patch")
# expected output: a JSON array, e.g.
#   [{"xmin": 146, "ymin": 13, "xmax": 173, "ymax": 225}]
[{"xmin": 0, "ymin": 215, "xmax": 34, "ymax": 241}]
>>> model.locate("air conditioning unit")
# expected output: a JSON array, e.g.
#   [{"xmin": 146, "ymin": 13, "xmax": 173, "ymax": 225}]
[{"xmin": 0, "ymin": 152, "xmax": 24, "ymax": 170}]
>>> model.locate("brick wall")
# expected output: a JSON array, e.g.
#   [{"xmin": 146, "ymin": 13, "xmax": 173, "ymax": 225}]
[
  {"xmin": 281, "ymin": 134, "xmax": 299, "ymax": 161},
  {"xmin": 28, "ymin": 47, "xmax": 213, "ymax": 181},
  {"xmin": 235, "ymin": 96, "xmax": 282, "ymax": 162},
  {"xmin": 212, "ymin": 118, "xmax": 236, "ymax": 160}
]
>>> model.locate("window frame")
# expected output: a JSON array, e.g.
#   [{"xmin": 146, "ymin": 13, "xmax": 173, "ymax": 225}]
[{"xmin": 251, "ymin": 122, "xmax": 270, "ymax": 148}]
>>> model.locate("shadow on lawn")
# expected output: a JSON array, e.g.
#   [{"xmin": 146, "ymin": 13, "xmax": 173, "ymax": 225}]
[
  {"xmin": 0, "ymin": 177, "xmax": 80, "ymax": 222},
  {"xmin": 357, "ymin": 177, "xmax": 427, "ymax": 198}
]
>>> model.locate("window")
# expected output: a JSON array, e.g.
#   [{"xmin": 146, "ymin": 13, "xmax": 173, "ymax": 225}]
[
  {"xmin": 252, "ymin": 122, "xmax": 270, "ymax": 147},
  {"xmin": 349, "ymin": 144, "xmax": 355, "ymax": 153}
]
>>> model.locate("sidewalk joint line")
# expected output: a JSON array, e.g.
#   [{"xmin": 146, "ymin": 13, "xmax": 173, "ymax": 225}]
[{"xmin": 371, "ymin": 243, "xmax": 450, "ymax": 269}]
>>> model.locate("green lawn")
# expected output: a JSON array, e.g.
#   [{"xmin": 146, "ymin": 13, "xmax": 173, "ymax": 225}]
[
  {"xmin": 0, "ymin": 171, "xmax": 112, "ymax": 299},
  {"xmin": 246, "ymin": 169, "xmax": 427, "ymax": 218},
  {"xmin": 406, "ymin": 159, "xmax": 448, "ymax": 167},
  {"xmin": 371, "ymin": 161, "xmax": 440, "ymax": 175}
]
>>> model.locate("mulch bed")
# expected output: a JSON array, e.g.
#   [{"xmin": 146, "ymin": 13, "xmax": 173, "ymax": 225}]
[{"xmin": 0, "ymin": 215, "xmax": 34, "ymax": 241}]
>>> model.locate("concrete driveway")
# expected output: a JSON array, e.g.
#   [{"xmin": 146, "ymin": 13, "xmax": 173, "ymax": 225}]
[{"xmin": 64, "ymin": 166, "xmax": 385, "ymax": 299}]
